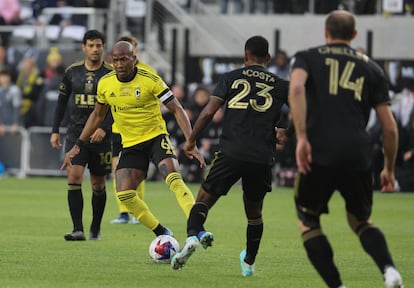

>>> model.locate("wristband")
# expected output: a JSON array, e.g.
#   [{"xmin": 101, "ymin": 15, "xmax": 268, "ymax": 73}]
[{"xmin": 75, "ymin": 139, "xmax": 86, "ymax": 148}]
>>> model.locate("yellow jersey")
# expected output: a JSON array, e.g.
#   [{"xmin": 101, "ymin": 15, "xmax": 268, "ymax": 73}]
[
  {"xmin": 111, "ymin": 61, "xmax": 158, "ymax": 135},
  {"xmin": 98, "ymin": 64, "xmax": 173, "ymax": 148}
]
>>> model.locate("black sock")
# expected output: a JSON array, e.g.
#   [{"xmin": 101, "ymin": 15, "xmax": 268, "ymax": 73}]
[
  {"xmin": 90, "ymin": 188, "xmax": 107, "ymax": 235},
  {"xmin": 187, "ymin": 203, "xmax": 209, "ymax": 237},
  {"xmin": 153, "ymin": 224, "xmax": 167, "ymax": 236},
  {"xmin": 68, "ymin": 186, "xmax": 83, "ymax": 232},
  {"xmin": 359, "ymin": 225, "xmax": 395, "ymax": 273},
  {"xmin": 245, "ymin": 219, "xmax": 263, "ymax": 265},
  {"xmin": 303, "ymin": 233, "xmax": 342, "ymax": 288}
]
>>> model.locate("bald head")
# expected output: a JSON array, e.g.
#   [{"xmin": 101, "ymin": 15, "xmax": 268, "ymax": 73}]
[
  {"xmin": 325, "ymin": 10, "xmax": 356, "ymax": 41},
  {"xmin": 112, "ymin": 41, "xmax": 134, "ymax": 55}
]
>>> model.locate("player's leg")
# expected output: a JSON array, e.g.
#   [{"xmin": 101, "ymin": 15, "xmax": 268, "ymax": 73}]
[
  {"xmin": 63, "ymin": 139, "xmax": 89, "ymax": 241},
  {"xmin": 110, "ymin": 154, "xmax": 130, "ymax": 224},
  {"xmin": 239, "ymin": 162, "xmax": 271, "ymax": 276},
  {"xmin": 87, "ymin": 143, "xmax": 112, "ymax": 240},
  {"xmin": 295, "ymin": 165, "xmax": 344, "ymax": 288},
  {"xmin": 172, "ymin": 152, "xmax": 239, "ymax": 270},
  {"xmin": 116, "ymin": 145, "xmax": 171, "ymax": 236},
  {"xmin": 342, "ymin": 170, "xmax": 403, "ymax": 287},
  {"xmin": 65, "ymin": 164, "xmax": 86, "ymax": 240},
  {"xmin": 154, "ymin": 135, "xmax": 195, "ymax": 218}
]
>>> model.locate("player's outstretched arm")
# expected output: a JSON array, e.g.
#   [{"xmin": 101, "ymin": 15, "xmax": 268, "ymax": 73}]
[{"xmin": 165, "ymin": 97, "xmax": 206, "ymax": 167}]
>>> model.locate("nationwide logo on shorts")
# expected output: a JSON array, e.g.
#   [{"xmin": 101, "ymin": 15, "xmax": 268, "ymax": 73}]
[{"xmin": 135, "ymin": 87, "xmax": 140, "ymax": 99}]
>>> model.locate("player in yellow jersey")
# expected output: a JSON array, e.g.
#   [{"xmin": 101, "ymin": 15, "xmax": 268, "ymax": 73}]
[
  {"xmin": 109, "ymin": 35, "xmax": 156, "ymax": 225},
  {"xmin": 62, "ymin": 41, "xmax": 205, "ymax": 237}
]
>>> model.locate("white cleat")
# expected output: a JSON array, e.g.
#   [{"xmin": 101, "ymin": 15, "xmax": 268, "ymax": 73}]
[
  {"xmin": 384, "ymin": 266, "xmax": 404, "ymax": 288},
  {"xmin": 171, "ymin": 236, "xmax": 199, "ymax": 270}
]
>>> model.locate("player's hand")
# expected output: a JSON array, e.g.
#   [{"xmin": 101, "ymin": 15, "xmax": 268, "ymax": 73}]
[
  {"xmin": 183, "ymin": 140, "xmax": 206, "ymax": 168},
  {"xmin": 50, "ymin": 133, "xmax": 62, "ymax": 149},
  {"xmin": 60, "ymin": 145, "xmax": 80, "ymax": 170},
  {"xmin": 380, "ymin": 168, "xmax": 396, "ymax": 193},
  {"xmin": 90, "ymin": 128, "xmax": 106, "ymax": 143},
  {"xmin": 295, "ymin": 137, "xmax": 312, "ymax": 174},
  {"xmin": 276, "ymin": 128, "xmax": 288, "ymax": 147}
]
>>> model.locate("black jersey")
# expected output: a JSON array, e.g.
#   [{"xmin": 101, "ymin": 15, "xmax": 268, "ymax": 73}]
[
  {"xmin": 52, "ymin": 61, "xmax": 113, "ymax": 142},
  {"xmin": 291, "ymin": 43, "xmax": 390, "ymax": 169},
  {"xmin": 212, "ymin": 65, "xmax": 289, "ymax": 165}
]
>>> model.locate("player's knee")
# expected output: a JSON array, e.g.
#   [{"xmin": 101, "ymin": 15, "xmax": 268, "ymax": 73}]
[
  {"xmin": 347, "ymin": 212, "xmax": 370, "ymax": 234},
  {"xmin": 92, "ymin": 187, "xmax": 106, "ymax": 196},
  {"xmin": 354, "ymin": 222, "xmax": 374, "ymax": 237},
  {"xmin": 296, "ymin": 205, "xmax": 321, "ymax": 232}
]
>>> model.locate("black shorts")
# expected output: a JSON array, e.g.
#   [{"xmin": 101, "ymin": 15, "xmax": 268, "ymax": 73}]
[
  {"xmin": 295, "ymin": 164, "xmax": 373, "ymax": 222},
  {"xmin": 112, "ymin": 133, "xmax": 122, "ymax": 157},
  {"xmin": 117, "ymin": 134, "xmax": 177, "ymax": 172},
  {"xmin": 64, "ymin": 139, "xmax": 112, "ymax": 176},
  {"xmin": 202, "ymin": 151, "xmax": 272, "ymax": 201}
]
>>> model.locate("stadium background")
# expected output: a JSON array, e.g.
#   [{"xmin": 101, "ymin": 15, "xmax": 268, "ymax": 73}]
[{"xmin": 1, "ymin": 0, "xmax": 413, "ymax": 190}]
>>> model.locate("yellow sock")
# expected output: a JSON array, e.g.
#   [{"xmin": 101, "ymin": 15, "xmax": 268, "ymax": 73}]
[
  {"xmin": 116, "ymin": 190, "xmax": 159, "ymax": 230},
  {"xmin": 165, "ymin": 172, "xmax": 195, "ymax": 218},
  {"xmin": 113, "ymin": 175, "xmax": 129, "ymax": 214},
  {"xmin": 136, "ymin": 180, "xmax": 145, "ymax": 200}
]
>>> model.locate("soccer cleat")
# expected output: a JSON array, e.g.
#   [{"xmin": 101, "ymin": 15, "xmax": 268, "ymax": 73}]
[
  {"xmin": 384, "ymin": 266, "xmax": 404, "ymax": 288},
  {"xmin": 198, "ymin": 231, "xmax": 214, "ymax": 249},
  {"xmin": 130, "ymin": 217, "xmax": 140, "ymax": 224},
  {"xmin": 110, "ymin": 213, "xmax": 129, "ymax": 224},
  {"xmin": 89, "ymin": 231, "xmax": 101, "ymax": 241},
  {"xmin": 171, "ymin": 236, "xmax": 199, "ymax": 270},
  {"xmin": 239, "ymin": 250, "xmax": 255, "ymax": 277},
  {"xmin": 64, "ymin": 230, "xmax": 86, "ymax": 241}
]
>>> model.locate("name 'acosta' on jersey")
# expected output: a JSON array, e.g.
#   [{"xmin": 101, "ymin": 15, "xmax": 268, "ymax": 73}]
[{"xmin": 213, "ymin": 65, "xmax": 289, "ymax": 165}]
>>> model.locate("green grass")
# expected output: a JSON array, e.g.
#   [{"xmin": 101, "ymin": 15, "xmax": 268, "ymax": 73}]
[{"xmin": 0, "ymin": 177, "xmax": 412, "ymax": 288}]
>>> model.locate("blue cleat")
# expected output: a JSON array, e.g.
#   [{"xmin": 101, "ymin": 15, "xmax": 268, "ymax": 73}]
[
  {"xmin": 198, "ymin": 231, "xmax": 214, "ymax": 249},
  {"xmin": 240, "ymin": 250, "xmax": 255, "ymax": 277},
  {"xmin": 110, "ymin": 213, "xmax": 129, "ymax": 224},
  {"xmin": 171, "ymin": 236, "xmax": 199, "ymax": 270}
]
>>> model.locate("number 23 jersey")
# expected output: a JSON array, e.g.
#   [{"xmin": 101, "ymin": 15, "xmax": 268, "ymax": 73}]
[{"xmin": 212, "ymin": 64, "xmax": 289, "ymax": 165}]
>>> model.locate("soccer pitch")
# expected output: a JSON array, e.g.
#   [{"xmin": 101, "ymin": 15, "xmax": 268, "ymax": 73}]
[{"xmin": 0, "ymin": 177, "xmax": 412, "ymax": 288}]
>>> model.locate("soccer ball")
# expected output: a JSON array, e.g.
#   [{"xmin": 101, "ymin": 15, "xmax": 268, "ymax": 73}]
[{"xmin": 148, "ymin": 235, "xmax": 180, "ymax": 264}]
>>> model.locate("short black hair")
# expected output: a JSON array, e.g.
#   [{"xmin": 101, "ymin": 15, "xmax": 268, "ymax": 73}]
[
  {"xmin": 83, "ymin": 29, "xmax": 106, "ymax": 45},
  {"xmin": 325, "ymin": 11, "xmax": 355, "ymax": 41},
  {"xmin": 0, "ymin": 67, "xmax": 12, "ymax": 76},
  {"xmin": 245, "ymin": 35, "xmax": 269, "ymax": 58}
]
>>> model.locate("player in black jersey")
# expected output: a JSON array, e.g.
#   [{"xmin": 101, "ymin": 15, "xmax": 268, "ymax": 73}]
[
  {"xmin": 171, "ymin": 35, "xmax": 289, "ymax": 276},
  {"xmin": 50, "ymin": 30, "xmax": 113, "ymax": 241},
  {"xmin": 288, "ymin": 11, "xmax": 403, "ymax": 288}
]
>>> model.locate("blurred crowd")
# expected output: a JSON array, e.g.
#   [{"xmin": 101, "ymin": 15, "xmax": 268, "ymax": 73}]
[{"xmin": 0, "ymin": 0, "xmax": 413, "ymax": 190}]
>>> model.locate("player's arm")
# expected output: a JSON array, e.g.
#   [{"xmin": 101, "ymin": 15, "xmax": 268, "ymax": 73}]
[
  {"xmin": 50, "ymin": 71, "xmax": 71, "ymax": 149},
  {"xmin": 375, "ymin": 103, "xmax": 398, "ymax": 192},
  {"xmin": 189, "ymin": 96, "xmax": 223, "ymax": 143},
  {"xmin": 182, "ymin": 96, "xmax": 222, "ymax": 162},
  {"xmin": 164, "ymin": 97, "xmax": 193, "ymax": 141},
  {"xmin": 164, "ymin": 97, "xmax": 207, "ymax": 167},
  {"xmin": 288, "ymin": 67, "xmax": 312, "ymax": 174},
  {"xmin": 60, "ymin": 102, "xmax": 109, "ymax": 170}
]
